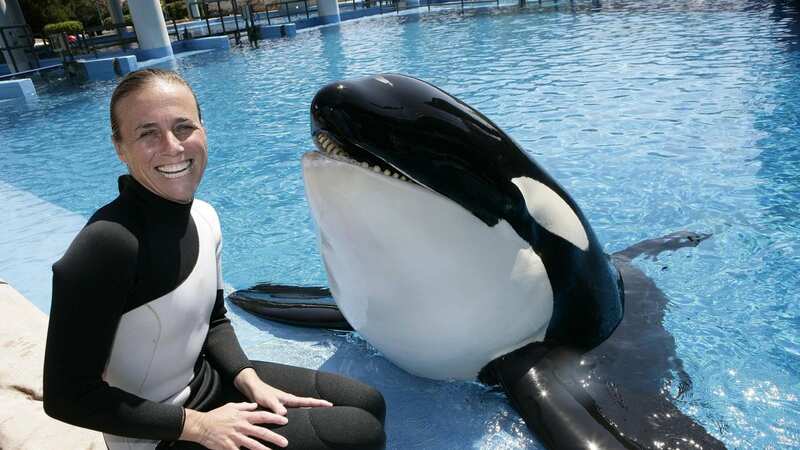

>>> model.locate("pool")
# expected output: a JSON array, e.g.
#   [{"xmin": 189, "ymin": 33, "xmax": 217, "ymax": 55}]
[{"xmin": 1, "ymin": 0, "xmax": 799, "ymax": 447}]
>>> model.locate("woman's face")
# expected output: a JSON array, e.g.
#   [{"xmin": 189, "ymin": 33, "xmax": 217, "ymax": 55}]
[{"xmin": 113, "ymin": 80, "xmax": 207, "ymax": 203}]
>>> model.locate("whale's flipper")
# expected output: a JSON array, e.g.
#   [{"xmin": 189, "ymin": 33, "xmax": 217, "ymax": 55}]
[
  {"xmin": 613, "ymin": 230, "xmax": 711, "ymax": 261},
  {"xmin": 479, "ymin": 343, "xmax": 636, "ymax": 449},
  {"xmin": 481, "ymin": 334, "xmax": 725, "ymax": 449},
  {"xmin": 228, "ymin": 283, "xmax": 352, "ymax": 330},
  {"xmin": 478, "ymin": 231, "xmax": 724, "ymax": 449}
]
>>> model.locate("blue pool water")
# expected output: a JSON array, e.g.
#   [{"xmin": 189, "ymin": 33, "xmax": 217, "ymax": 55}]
[{"xmin": 2, "ymin": 0, "xmax": 799, "ymax": 447}]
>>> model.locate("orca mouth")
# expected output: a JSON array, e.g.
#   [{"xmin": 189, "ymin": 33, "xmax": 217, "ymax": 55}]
[{"xmin": 312, "ymin": 130, "xmax": 419, "ymax": 186}]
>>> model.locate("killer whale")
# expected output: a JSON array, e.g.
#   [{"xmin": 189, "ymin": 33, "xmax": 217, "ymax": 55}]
[{"xmin": 231, "ymin": 74, "xmax": 726, "ymax": 449}]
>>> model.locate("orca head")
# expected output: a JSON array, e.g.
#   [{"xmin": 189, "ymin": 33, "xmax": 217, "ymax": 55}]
[
  {"xmin": 310, "ymin": 74, "xmax": 533, "ymax": 230},
  {"xmin": 303, "ymin": 74, "xmax": 622, "ymax": 380}
]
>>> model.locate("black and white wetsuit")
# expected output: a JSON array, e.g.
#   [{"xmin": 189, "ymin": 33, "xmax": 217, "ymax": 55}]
[{"xmin": 43, "ymin": 175, "xmax": 385, "ymax": 450}]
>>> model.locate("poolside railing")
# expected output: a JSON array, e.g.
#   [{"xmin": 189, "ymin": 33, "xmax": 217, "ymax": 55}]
[
  {"xmin": 250, "ymin": 0, "xmax": 396, "ymax": 25},
  {"xmin": 162, "ymin": 0, "xmax": 523, "ymax": 46},
  {"xmin": 172, "ymin": 0, "xmax": 530, "ymax": 45},
  {"xmin": 425, "ymin": 0, "xmax": 500, "ymax": 13},
  {"xmin": 266, "ymin": 0, "xmax": 314, "ymax": 24}
]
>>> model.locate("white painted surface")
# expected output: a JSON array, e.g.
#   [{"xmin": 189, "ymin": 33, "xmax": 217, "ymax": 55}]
[
  {"xmin": 128, "ymin": 0, "xmax": 172, "ymax": 53},
  {"xmin": 317, "ymin": 0, "xmax": 341, "ymax": 20}
]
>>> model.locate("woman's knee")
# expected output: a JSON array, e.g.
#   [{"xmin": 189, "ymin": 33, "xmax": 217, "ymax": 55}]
[
  {"xmin": 309, "ymin": 406, "xmax": 386, "ymax": 450},
  {"xmin": 249, "ymin": 360, "xmax": 386, "ymax": 423},
  {"xmin": 315, "ymin": 372, "xmax": 386, "ymax": 423},
  {"xmin": 358, "ymin": 383, "xmax": 386, "ymax": 424}
]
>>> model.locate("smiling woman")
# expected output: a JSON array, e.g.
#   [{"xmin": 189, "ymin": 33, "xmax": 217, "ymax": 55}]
[
  {"xmin": 110, "ymin": 71, "xmax": 207, "ymax": 204},
  {"xmin": 41, "ymin": 69, "xmax": 387, "ymax": 450}
]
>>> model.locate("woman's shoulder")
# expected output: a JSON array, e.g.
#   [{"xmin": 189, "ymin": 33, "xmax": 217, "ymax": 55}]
[
  {"xmin": 191, "ymin": 198, "xmax": 218, "ymax": 220},
  {"xmin": 54, "ymin": 198, "xmax": 141, "ymax": 279},
  {"xmin": 191, "ymin": 199, "xmax": 221, "ymax": 236}
]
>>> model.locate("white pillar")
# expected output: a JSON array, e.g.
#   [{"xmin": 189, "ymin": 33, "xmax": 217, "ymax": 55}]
[
  {"xmin": 128, "ymin": 0, "xmax": 174, "ymax": 60},
  {"xmin": 106, "ymin": 0, "xmax": 125, "ymax": 25},
  {"xmin": 106, "ymin": 0, "xmax": 130, "ymax": 49},
  {"xmin": 0, "ymin": 0, "xmax": 35, "ymax": 73},
  {"xmin": 317, "ymin": 0, "xmax": 340, "ymax": 24},
  {"xmin": 186, "ymin": 0, "xmax": 201, "ymax": 19}
]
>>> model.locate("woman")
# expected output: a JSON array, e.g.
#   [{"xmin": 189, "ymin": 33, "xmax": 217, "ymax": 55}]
[{"xmin": 43, "ymin": 68, "xmax": 386, "ymax": 450}]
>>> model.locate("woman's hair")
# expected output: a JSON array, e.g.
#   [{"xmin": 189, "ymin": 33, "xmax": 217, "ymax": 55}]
[{"xmin": 110, "ymin": 68, "xmax": 202, "ymax": 142}]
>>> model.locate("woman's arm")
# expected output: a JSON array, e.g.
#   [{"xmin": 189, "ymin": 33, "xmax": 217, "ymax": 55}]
[
  {"xmin": 201, "ymin": 202, "xmax": 254, "ymax": 382},
  {"xmin": 43, "ymin": 220, "xmax": 184, "ymax": 440},
  {"xmin": 203, "ymin": 290, "xmax": 254, "ymax": 381}
]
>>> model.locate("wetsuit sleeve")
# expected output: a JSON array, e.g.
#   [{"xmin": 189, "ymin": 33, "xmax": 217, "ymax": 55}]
[
  {"xmin": 203, "ymin": 217, "xmax": 253, "ymax": 381},
  {"xmin": 204, "ymin": 290, "xmax": 253, "ymax": 380},
  {"xmin": 43, "ymin": 221, "xmax": 185, "ymax": 440}
]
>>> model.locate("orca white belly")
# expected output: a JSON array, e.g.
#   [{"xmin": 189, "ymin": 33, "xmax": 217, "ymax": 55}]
[{"xmin": 303, "ymin": 153, "xmax": 553, "ymax": 380}]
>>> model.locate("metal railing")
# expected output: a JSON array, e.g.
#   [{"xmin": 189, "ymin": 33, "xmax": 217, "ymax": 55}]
[
  {"xmin": 160, "ymin": 0, "xmax": 414, "ymax": 45},
  {"xmin": 158, "ymin": 0, "xmax": 504, "ymax": 46},
  {"xmin": 36, "ymin": 24, "xmax": 137, "ymax": 58},
  {"xmin": 425, "ymin": 0, "xmax": 500, "ymax": 13},
  {"xmin": 250, "ymin": 0, "xmax": 399, "ymax": 26},
  {"xmin": 174, "ymin": 0, "xmax": 250, "ymax": 44},
  {"xmin": 338, "ymin": 0, "xmax": 399, "ymax": 13},
  {"xmin": 254, "ymin": 0, "xmax": 314, "ymax": 25}
]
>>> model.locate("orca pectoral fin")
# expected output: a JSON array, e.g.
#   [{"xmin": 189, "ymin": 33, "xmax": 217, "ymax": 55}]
[
  {"xmin": 614, "ymin": 230, "xmax": 712, "ymax": 261},
  {"xmin": 227, "ymin": 283, "xmax": 353, "ymax": 330},
  {"xmin": 481, "ymin": 343, "xmax": 636, "ymax": 450}
]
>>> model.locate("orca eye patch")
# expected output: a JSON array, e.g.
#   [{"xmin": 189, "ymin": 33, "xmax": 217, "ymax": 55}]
[{"xmin": 511, "ymin": 177, "xmax": 589, "ymax": 251}]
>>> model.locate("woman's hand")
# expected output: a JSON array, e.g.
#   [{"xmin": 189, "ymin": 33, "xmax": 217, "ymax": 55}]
[
  {"xmin": 180, "ymin": 403, "xmax": 289, "ymax": 450},
  {"xmin": 234, "ymin": 368, "xmax": 333, "ymax": 415}
]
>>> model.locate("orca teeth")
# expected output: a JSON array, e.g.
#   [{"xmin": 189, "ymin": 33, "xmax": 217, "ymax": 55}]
[{"xmin": 315, "ymin": 133, "xmax": 414, "ymax": 184}]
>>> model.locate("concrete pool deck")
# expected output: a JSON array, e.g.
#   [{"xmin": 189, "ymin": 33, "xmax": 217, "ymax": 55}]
[{"xmin": 0, "ymin": 280, "xmax": 105, "ymax": 450}]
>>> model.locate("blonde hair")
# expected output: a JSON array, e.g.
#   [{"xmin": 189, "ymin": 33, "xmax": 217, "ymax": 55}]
[{"xmin": 110, "ymin": 68, "xmax": 202, "ymax": 141}]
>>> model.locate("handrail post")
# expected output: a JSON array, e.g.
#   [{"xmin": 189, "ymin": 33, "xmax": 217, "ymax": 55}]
[
  {"xmin": 232, "ymin": 0, "xmax": 241, "ymax": 44},
  {"xmin": 218, "ymin": 0, "xmax": 226, "ymax": 34},
  {"xmin": 204, "ymin": 2, "xmax": 212, "ymax": 35},
  {"xmin": 27, "ymin": 25, "xmax": 40, "ymax": 69},
  {"xmin": 233, "ymin": 0, "xmax": 240, "ymax": 29}
]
